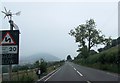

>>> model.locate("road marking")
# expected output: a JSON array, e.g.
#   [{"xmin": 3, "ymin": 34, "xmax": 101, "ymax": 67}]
[
  {"xmin": 74, "ymin": 68, "xmax": 76, "ymax": 71},
  {"xmin": 38, "ymin": 68, "xmax": 58, "ymax": 81},
  {"xmin": 87, "ymin": 81, "xmax": 91, "ymax": 83},
  {"xmin": 44, "ymin": 68, "xmax": 61, "ymax": 82},
  {"xmin": 77, "ymin": 71, "xmax": 83, "ymax": 76}
]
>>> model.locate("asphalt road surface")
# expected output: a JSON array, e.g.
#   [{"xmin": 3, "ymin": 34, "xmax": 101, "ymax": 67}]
[{"xmin": 38, "ymin": 62, "xmax": 119, "ymax": 83}]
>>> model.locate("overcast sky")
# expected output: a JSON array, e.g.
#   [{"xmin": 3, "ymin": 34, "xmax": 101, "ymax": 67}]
[{"xmin": 0, "ymin": 1, "xmax": 118, "ymax": 60}]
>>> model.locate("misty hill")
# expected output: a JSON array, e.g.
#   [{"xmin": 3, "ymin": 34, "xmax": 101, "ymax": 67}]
[{"xmin": 19, "ymin": 53, "xmax": 60, "ymax": 65}]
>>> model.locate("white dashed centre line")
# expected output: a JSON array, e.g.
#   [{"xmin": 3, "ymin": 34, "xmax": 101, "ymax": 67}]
[
  {"xmin": 74, "ymin": 68, "xmax": 76, "ymax": 71},
  {"xmin": 77, "ymin": 71, "xmax": 83, "ymax": 76}
]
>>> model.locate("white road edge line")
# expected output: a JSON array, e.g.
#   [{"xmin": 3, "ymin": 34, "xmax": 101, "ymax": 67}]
[
  {"xmin": 77, "ymin": 71, "xmax": 83, "ymax": 76},
  {"xmin": 44, "ymin": 68, "xmax": 61, "ymax": 82},
  {"xmin": 87, "ymin": 81, "xmax": 91, "ymax": 83},
  {"xmin": 74, "ymin": 68, "xmax": 76, "ymax": 71},
  {"xmin": 38, "ymin": 68, "xmax": 57, "ymax": 81}
]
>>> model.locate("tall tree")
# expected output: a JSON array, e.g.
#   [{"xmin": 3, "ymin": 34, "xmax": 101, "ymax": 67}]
[
  {"xmin": 69, "ymin": 19, "xmax": 111, "ymax": 57},
  {"xmin": 67, "ymin": 55, "xmax": 72, "ymax": 61}
]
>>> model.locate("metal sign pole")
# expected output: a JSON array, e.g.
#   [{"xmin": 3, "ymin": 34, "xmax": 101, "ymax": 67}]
[
  {"xmin": 9, "ymin": 19, "xmax": 14, "ymax": 81},
  {"xmin": 9, "ymin": 65, "xmax": 12, "ymax": 81}
]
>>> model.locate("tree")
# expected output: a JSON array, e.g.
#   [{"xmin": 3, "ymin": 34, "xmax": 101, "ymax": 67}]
[
  {"xmin": 34, "ymin": 60, "xmax": 39, "ymax": 68},
  {"xmin": 67, "ymin": 55, "xmax": 72, "ymax": 61},
  {"xmin": 98, "ymin": 48, "xmax": 103, "ymax": 52},
  {"xmin": 34, "ymin": 58, "xmax": 47, "ymax": 74},
  {"xmin": 40, "ymin": 60, "xmax": 47, "ymax": 74},
  {"xmin": 78, "ymin": 45, "xmax": 89, "ymax": 58},
  {"xmin": 69, "ymin": 19, "xmax": 111, "ymax": 58}
]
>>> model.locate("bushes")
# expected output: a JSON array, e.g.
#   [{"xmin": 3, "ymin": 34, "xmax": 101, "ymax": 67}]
[
  {"xmin": 86, "ymin": 54, "xmax": 99, "ymax": 64},
  {"xmin": 74, "ymin": 45, "xmax": 119, "ymax": 73},
  {"xmin": 2, "ymin": 69, "xmax": 35, "ymax": 83},
  {"xmin": 19, "ymin": 75, "xmax": 34, "ymax": 82},
  {"xmin": 34, "ymin": 59, "xmax": 47, "ymax": 74},
  {"xmin": 40, "ymin": 61, "xmax": 47, "ymax": 74},
  {"xmin": 86, "ymin": 45, "xmax": 119, "ymax": 64}
]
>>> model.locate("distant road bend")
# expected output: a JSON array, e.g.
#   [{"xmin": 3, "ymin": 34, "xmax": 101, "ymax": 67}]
[{"xmin": 37, "ymin": 62, "xmax": 119, "ymax": 83}]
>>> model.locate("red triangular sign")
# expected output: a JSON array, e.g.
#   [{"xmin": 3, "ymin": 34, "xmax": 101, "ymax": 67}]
[{"xmin": 1, "ymin": 32, "xmax": 16, "ymax": 45}]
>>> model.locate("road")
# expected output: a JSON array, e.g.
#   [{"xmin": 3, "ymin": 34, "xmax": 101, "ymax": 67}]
[{"xmin": 38, "ymin": 62, "xmax": 119, "ymax": 83}]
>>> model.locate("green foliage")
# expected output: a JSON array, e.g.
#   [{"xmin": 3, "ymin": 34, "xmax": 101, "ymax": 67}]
[
  {"xmin": 67, "ymin": 55, "xmax": 72, "ymax": 61},
  {"xmin": 74, "ymin": 45, "xmax": 119, "ymax": 73},
  {"xmin": 79, "ymin": 46, "xmax": 89, "ymax": 58},
  {"xmin": 2, "ymin": 69, "xmax": 36, "ymax": 82},
  {"xmin": 34, "ymin": 60, "xmax": 40, "ymax": 68},
  {"xmin": 33, "ymin": 59, "xmax": 47, "ymax": 78},
  {"xmin": 89, "ymin": 50, "xmax": 97, "ymax": 55},
  {"xmin": 34, "ymin": 58, "xmax": 47, "ymax": 74},
  {"xmin": 98, "ymin": 37, "xmax": 120, "ymax": 52},
  {"xmin": 69, "ymin": 19, "xmax": 111, "ymax": 59},
  {"xmin": 19, "ymin": 75, "xmax": 34, "ymax": 82},
  {"xmin": 69, "ymin": 19, "xmax": 109, "ymax": 50},
  {"xmin": 88, "ymin": 45, "xmax": 118, "ymax": 64},
  {"xmin": 12, "ymin": 64, "xmax": 35, "ymax": 72},
  {"xmin": 40, "ymin": 61, "xmax": 47, "ymax": 74}
]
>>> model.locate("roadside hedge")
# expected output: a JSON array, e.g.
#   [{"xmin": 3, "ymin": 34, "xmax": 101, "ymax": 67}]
[{"xmin": 74, "ymin": 45, "xmax": 120, "ymax": 73}]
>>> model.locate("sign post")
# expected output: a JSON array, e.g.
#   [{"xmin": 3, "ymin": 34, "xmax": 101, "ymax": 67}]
[
  {"xmin": 9, "ymin": 18, "xmax": 13, "ymax": 81},
  {"xmin": 10, "ymin": 11, "xmax": 13, "ymax": 81},
  {"xmin": 1, "ymin": 7, "xmax": 20, "ymax": 81}
]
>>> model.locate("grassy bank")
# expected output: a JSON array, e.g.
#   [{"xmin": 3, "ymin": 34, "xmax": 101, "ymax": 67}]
[
  {"xmin": 74, "ymin": 45, "xmax": 120, "ymax": 74},
  {"xmin": 2, "ymin": 61, "xmax": 65, "ymax": 82}
]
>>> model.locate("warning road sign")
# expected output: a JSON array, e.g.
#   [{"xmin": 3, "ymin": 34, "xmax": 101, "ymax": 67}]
[
  {"xmin": 0, "ymin": 30, "xmax": 19, "ymax": 65},
  {"xmin": 0, "ymin": 32, "xmax": 16, "ymax": 45}
]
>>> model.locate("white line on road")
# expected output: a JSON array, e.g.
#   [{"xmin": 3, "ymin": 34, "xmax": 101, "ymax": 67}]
[
  {"xmin": 38, "ymin": 69, "xmax": 57, "ymax": 81},
  {"xmin": 38, "ymin": 67, "xmax": 61, "ymax": 81},
  {"xmin": 87, "ymin": 81, "xmax": 91, "ymax": 83},
  {"xmin": 44, "ymin": 68, "xmax": 61, "ymax": 82},
  {"xmin": 74, "ymin": 68, "xmax": 76, "ymax": 71},
  {"xmin": 77, "ymin": 71, "xmax": 83, "ymax": 76}
]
